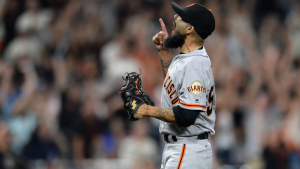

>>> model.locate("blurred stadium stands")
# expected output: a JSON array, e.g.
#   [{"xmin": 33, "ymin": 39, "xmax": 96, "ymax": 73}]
[{"xmin": 0, "ymin": 0, "xmax": 300, "ymax": 169}]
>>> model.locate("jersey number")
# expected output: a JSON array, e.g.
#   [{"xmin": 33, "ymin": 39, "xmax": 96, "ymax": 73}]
[{"xmin": 206, "ymin": 85, "xmax": 214, "ymax": 116}]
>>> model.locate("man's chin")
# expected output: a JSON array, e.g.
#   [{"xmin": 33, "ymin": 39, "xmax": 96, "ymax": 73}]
[{"xmin": 163, "ymin": 33, "xmax": 186, "ymax": 49}]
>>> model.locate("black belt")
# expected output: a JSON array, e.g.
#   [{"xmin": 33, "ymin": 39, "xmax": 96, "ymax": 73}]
[{"xmin": 164, "ymin": 132, "xmax": 209, "ymax": 143}]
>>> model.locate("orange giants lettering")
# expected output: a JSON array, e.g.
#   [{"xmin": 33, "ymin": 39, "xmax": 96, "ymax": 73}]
[{"xmin": 188, "ymin": 85, "xmax": 205, "ymax": 93}]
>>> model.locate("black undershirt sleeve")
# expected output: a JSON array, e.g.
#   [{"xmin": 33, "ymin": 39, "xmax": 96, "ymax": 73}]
[{"xmin": 172, "ymin": 105, "xmax": 200, "ymax": 127}]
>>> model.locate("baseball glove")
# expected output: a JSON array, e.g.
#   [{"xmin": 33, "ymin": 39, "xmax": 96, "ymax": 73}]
[{"xmin": 119, "ymin": 71, "xmax": 154, "ymax": 121}]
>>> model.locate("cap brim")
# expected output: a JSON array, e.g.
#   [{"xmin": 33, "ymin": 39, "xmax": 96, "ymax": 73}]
[{"xmin": 171, "ymin": 2, "xmax": 190, "ymax": 23}]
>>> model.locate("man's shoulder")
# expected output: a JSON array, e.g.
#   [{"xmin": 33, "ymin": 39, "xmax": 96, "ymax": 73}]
[
  {"xmin": 170, "ymin": 51, "xmax": 210, "ymax": 72},
  {"xmin": 181, "ymin": 55, "xmax": 211, "ymax": 70}
]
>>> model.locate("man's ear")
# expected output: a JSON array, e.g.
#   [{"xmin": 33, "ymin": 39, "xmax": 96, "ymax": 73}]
[{"xmin": 186, "ymin": 25, "xmax": 194, "ymax": 35}]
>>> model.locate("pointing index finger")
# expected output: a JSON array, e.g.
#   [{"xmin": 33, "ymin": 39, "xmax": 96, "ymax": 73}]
[{"xmin": 159, "ymin": 18, "xmax": 167, "ymax": 34}]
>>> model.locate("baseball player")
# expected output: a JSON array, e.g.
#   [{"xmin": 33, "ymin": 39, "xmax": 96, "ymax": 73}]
[{"xmin": 123, "ymin": 2, "xmax": 216, "ymax": 169}]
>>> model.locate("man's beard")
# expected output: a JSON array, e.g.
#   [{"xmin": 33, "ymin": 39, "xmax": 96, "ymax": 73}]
[{"xmin": 163, "ymin": 33, "xmax": 186, "ymax": 49}]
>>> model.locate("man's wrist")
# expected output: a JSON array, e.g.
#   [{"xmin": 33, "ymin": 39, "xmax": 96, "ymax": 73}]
[
  {"xmin": 157, "ymin": 48, "xmax": 170, "ymax": 54},
  {"xmin": 136, "ymin": 104, "xmax": 147, "ymax": 118}
]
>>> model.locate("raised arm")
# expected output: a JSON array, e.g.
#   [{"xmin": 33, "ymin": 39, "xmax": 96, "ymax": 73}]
[{"xmin": 152, "ymin": 18, "xmax": 173, "ymax": 78}]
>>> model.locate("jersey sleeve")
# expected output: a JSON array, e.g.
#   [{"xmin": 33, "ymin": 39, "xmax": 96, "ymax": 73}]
[{"xmin": 178, "ymin": 69, "xmax": 208, "ymax": 111}]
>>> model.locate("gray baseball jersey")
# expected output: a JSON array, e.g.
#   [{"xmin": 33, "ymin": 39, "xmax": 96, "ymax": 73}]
[{"xmin": 159, "ymin": 47, "xmax": 216, "ymax": 136}]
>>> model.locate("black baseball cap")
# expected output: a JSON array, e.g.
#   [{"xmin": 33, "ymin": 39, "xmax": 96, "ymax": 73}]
[{"xmin": 171, "ymin": 2, "xmax": 215, "ymax": 39}]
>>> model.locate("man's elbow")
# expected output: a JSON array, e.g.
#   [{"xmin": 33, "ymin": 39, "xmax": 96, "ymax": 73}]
[{"xmin": 173, "ymin": 105, "xmax": 200, "ymax": 127}]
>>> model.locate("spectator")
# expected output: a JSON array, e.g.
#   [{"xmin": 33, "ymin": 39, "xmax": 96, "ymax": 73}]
[
  {"xmin": 23, "ymin": 123, "xmax": 60, "ymax": 160},
  {"xmin": 118, "ymin": 119, "xmax": 158, "ymax": 168},
  {"xmin": 0, "ymin": 123, "xmax": 28, "ymax": 169}
]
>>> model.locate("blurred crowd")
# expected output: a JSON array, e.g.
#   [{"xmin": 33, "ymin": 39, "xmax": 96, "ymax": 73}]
[{"xmin": 0, "ymin": 0, "xmax": 299, "ymax": 169}]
